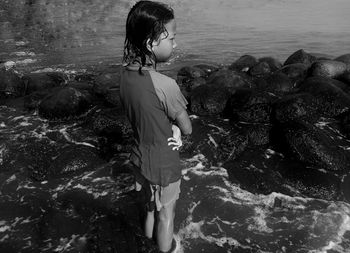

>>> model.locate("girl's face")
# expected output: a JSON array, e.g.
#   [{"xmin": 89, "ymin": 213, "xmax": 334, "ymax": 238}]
[{"xmin": 151, "ymin": 19, "xmax": 177, "ymax": 62}]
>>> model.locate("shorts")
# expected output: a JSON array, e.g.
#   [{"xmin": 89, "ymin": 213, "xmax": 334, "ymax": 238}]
[{"xmin": 135, "ymin": 179, "xmax": 181, "ymax": 211}]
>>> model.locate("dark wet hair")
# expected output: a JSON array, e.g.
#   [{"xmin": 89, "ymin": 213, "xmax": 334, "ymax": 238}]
[{"xmin": 123, "ymin": 1, "xmax": 174, "ymax": 70}]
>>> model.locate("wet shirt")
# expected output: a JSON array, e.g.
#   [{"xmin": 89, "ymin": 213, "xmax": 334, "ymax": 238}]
[{"xmin": 120, "ymin": 66, "xmax": 188, "ymax": 186}]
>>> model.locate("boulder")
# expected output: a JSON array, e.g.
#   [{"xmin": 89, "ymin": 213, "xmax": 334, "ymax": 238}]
[
  {"xmin": 255, "ymin": 72, "xmax": 294, "ymax": 95},
  {"xmin": 190, "ymin": 85, "xmax": 231, "ymax": 116},
  {"xmin": 297, "ymin": 76, "xmax": 350, "ymax": 117},
  {"xmin": 229, "ymin": 55, "xmax": 257, "ymax": 72},
  {"xmin": 224, "ymin": 89, "xmax": 276, "ymax": 123},
  {"xmin": 283, "ymin": 49, "xmax": 316, "ymax": 66},
  {"xmin": 0, "ymin": 67, "xmax": 25, "ymax": 97},
  {"xmin": 308, "ymin": 60, "xmax": 347, "ymax": 79},
  {"xmin": 334, "ymin": 54, "xmax": 350, "ymax": 65},
  {"xmin": 22, "ymin": 72, "xmax": 67, "ymax": 95},
  {"xmin": 193, "ymin": 64, "xmax": 219, "ymax": 76},
  {"xmin": 248, "ymin": 62, "xmax": 271, "ymax": 77},
  {"xmin": 337, "ymin": 71, "xmax": 350, "ymax": 85},
  {"xmin": 48, "ymin": 146, "xmax": 104, "ymax": 177},
  {"xmin": 93, "ymin": 65, "xmax": 121, "ymax": 96},
  {"xmin": 280, "ymin": 119, "xmax": 350, "ymax": 172},
  {"xmin": 177, "ymin": 66, "xmax": 206, "ymax": 96},
  {"xmin": 258, "ymin": 57, "xmax": 282, "ymax": 72},
  {"xmin": 277, "ymin": 63, "xmax": 308, "ymax": 85},
  {"xmin": 38, "ymin": 87, "xmax": 93, "ymax": 119},
  {"xmin": 206, "ymin": 68, "xmax": 253, "ymax": 91},
  {"xmin": 273, "ymin": 93, "xmax": 319, "ymax": 123}
]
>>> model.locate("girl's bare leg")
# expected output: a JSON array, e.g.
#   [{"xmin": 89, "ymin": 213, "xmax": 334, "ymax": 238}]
[
  {"xmin": 157, "ymin": 200, "xmax": 176, "ymax": 252},
  {"xmin": 145, "ymin": 210, "xmax": 155, "ymax": 239}
]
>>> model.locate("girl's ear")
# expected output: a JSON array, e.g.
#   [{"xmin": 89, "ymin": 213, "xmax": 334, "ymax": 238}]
[{"xmin": 146, "ymin": 38, "xmax": 152, "ymax": 51}]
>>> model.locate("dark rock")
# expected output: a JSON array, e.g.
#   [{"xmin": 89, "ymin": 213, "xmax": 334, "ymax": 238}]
[
  {"xmin": 255, "ymin": 72, "xmax": 294, "ymax": 95},
  {"xmin": 177, "ymin": 66, "xmax": 206, "ymax": 83},
  {"xmin": 283, "ymin": 49, "xmax": 317, "ymax": 66},
  {"xmin": 39, "ymin": 87, "xmax": 93, "ymax": 119},
  {"xmin": 334, "ymin": 53, "xmax": 350, "ymax": 65},
  {"xmin": 190, "ymin": 85, "xmax": 231, "ymax": 116},
  {"xmin": 244, "ymin": 123, "xmax": 272, "ymax": 146},
  {"xmin": 0, "ymin": 67, "xmax": 25, "ymax": 97},
  {"xmin": 92, "ymin": 65, "xmax": 121, "ymax": 96},
  {"xmin": 48, "ymin": 146, "xmax": 104, "ymax": 177},
  {"xmin": 277, "ymin": 63, "xmax": 308, "ymax": 85},
  {"xmin": 224, "ymin": 89, "xmax": 276, "ymax": 123},
  {"xmin": 280, "ymin": 119, "xmax": 350, "ymax": 172},
  {"xmin": 341, "ymin": 173, "xmax": 350, "ymax": 202},
  {"xmin": 193, "ymin": 64, "xmax": 219, "ymax": 76},
  {"xmin": 258, "ymin": 57, "xmax": 282, "ymax": 72},
  {"xmin": 229, "ymin": 55, "xmax": 258, "ymax": 72},
  {"xmin": 23, "ymin": 89, "xmax": 56, "ymax": 110},
  {"xmin": 206, "ymin": 68, "xmax": 253, "ymax": 90},
  {"xmin": 273, "ymin": 93, "xmax": 319, "ymax": 123},
  {"xmin": 248, "ymin": 62, "xmax": 271, "ymax": 77},
  {"xmin": 217, "ymin": 128, "xmax": 249, "ymax": 162},
  {"xmin": 297, "ymin": 76, "xmax": 350, "ymax": 117},
  {"xmin": 67, "ymin": 80, "xmax": 94, "ymax": 91},
  {"xmin": 308, "ymin": 60, "xmax": 347, "ymax": 79},
  {"xmin": 22, "ymin": 72, "xmax": 67, "ymax": 95},
  {"xmin": 337, "ymin": 71, "xmax": 350, "ymax": 85}
]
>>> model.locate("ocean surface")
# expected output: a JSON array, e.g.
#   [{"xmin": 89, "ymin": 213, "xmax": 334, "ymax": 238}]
[
  {"xmin": 1, "ymin": 0, "xmax": 350, "ymax": 252},
  {"xmin": 1, "ymin": 0, "xmax": 350, "ymax": 70}
]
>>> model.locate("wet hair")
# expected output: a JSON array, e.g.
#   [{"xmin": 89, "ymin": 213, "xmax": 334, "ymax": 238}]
[{"xmin": 123, "ymin": 1, "xmax": 174, "ymax": 70}]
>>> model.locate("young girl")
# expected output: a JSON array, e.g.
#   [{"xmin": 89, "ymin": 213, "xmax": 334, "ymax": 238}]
[{"xmin": 120, "ymin": 1, "xmax": 192, "ymax": 252}]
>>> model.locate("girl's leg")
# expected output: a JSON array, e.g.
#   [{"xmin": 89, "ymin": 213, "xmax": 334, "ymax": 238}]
[
  {"xmin": 145, "ymin": 210, "xmax": 155, "ymax": 239},
  {"xmin": 157, "ymin": 200, "xmax": 176, "ymax": 252}
]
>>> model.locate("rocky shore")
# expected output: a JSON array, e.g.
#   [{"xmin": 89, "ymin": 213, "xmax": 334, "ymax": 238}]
[{"xmin": 1, "ymin": 49, "xmax": 350, "ymax": 252}]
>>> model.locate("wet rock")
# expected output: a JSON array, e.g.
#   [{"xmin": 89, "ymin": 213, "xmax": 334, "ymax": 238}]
[
  {"xmin": 297, "ymin": 76, "xmax": 350, "ymax": 117},
  {"xmin": 280, "ymin": 119, "xmax": 350, "ymax": 172},
  {"xmin": 206, "ymin": 68, "xmax": 253, "ymax": 90},
  {"xmin": 217, "ymin": 128, "xmax": 249, "ymax": 162},
  {"xmin": 334, "ymin": 53, "xmax": 350, "ymax": 65},
  {"xmin": 337, "ymin": 71, "xmax": 350, "ymax": 85},
  {"xmin": 0, "ymin": 67, "xmax": 25, "ymax": 97},
  {"xmin": 193, "ymin": 63, "xmax": 219, "ymax": 76},
  {"xmin": 190, "ymin": 85, "xmax": 231, "ymax": 116},
  {"xmin": 90, "ymin": 107, "xmax": 133, "ymax": 157},
  {"xmin": 277, "ymin": 63, "xmax": 308, "ymax": 85},
  {"xmin": 22, "ymin": 72, "xmax": 67, "ymax": 95},
  {"xmin": 92, "ymin": 65, "xmax": 121, "ymax": 96},
  {"xmin": 244, "ymin": 123, "xmax": 272, "ymax": 146},
  {"xmin": 273, "ymin": 93, "xmax": 319, "ymax": 123},
  {"xmin": 224, "ymin": 89, "xmax": 276, "ymax": 123},
  {"xmin": 258, "ymin": 57, "xmax": 282, "ymax": 72},
  {"xmin": 248, "ymin": 62, "xmax": 271, "ymax": 77},
  {"xmin": 39, "ymin": 87, "xmax": 93, "ymax": 119},
  {"xmin": 339, "ymin": 110, "xmax": 350, "ymax": 137},
  {"xmin": 255, "ymin": 72, "xmax": 294, "ymax": 95},
  {"xmin": 229, "ymin": 55, "xmax": 257, "ymax": 72},
  {"xmin": 283, "ymin": 49, "xmax": 317, "ymax": 66},
  {"xmin": 308, "ymin": 60, "xmax": 347, "ymax": 79},
  {"xmin": 67, "ymin": 80, "xmax": 94, "ymax": 91},
  {"xmin": 48, "ymin": 146, "xmax": 104, "ymax": 177},
  {"xmin": 177, "ymin": 66, "xmax": 206, "ymax": 83}
]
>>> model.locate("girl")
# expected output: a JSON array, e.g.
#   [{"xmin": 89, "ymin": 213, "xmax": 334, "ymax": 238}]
[{"xmin": 120, "ymin": 1, "xmax": 192, "ymax": 252}]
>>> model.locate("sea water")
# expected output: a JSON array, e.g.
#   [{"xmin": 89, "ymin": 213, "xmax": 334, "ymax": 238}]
[{"xmin": 1, "ymin": 0, "xmax": 350, "ymax": 70}]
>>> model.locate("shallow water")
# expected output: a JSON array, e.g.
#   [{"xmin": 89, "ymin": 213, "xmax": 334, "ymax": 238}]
[{"xmin": 1, "ymin": 0, "xmax": 350, "ymax": 71}]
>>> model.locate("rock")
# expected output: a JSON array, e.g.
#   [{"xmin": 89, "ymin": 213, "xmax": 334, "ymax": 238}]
[
  {"xmin": 297, "ymin": 76, "xmax": 350, "ymax": 117},
  {"xmin": 280, "ymin": 119, "xmax": 350, "ymax": 172},
  {"xmin": 48, "ymin": 146, "xmax": 104, "ymax": 177},
  {"xmin": 177, "ymin": 66, "xmax": 207, "ymax": 95},
  {"xmin": 258, "ymin": 57, "xmax": 282, "ymax": 72},
  {"xmin": 22, "ymin": 72, "xmax": 67, "ymax": 95},
  {"xmin": 334, "ymin": 54, "xmax": 350, "ymax": 65},
  {"xmin": 38, "ymin": 87, "xmax": 93, "ymax": 119},
  {"xmin": 337, "ymin": 71, "xmax": 350, "ymax": 85},
  {"xmin": 0, "ymin": 67, "xmax": 25, "ymax": 97},
  {"xmin": 277, "ymin": 63, "xmax": 308, "ymax": 85},
  {"xmin": 255, "ymin": 72, "xmax": 294, "ymax": 95},
  {"xmin": 224, "ymin": 89, "xmax": 276, "ymax": 123},
  {"xmin": 93, "ymin": 65, "xmax": 121, "ymax": 96},
  {"xmin": 248, "ymin": 62, "xmax": 271, "ymax": 77},
  {"xmin": 229, "ymin": 55, "xmax": 258, "ymax": 72},
  {"xmin": 206, "ymin": 68, "xmax": 253, "ymax": 90},
  {"xmin": 273, "ymin": 93, "xmax": 319, "ymax": 123},
  {"xmin": 283, "ymin": 49, "xmax": 317, "ymax": 66},
  {"xmin": 244, "ymin": 123, "xmax": 272, "ymax": 146},
  {"xmin": 193, "ymin": 64, "xmax": 219, "ymax": 76},
  {"xmin": 217, "ymin": 128, "xmax": 249, "ymax": 162},
  {"xmin": 308, "ymin": 60, "xmax": 347, "ymax": 79},
  {"xmin": 190, "ymin": 85, "xmax": 231, "ymax": 116}
]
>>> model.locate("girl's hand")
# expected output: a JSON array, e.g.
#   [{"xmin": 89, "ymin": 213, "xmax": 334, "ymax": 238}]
[{"xmin": 168, "ymin": 124, "xmax": 182, "ymax": 150}]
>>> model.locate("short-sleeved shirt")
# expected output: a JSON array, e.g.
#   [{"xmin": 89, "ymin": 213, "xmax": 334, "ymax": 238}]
[{"xmin": 120, "ymin": 66, "xmax": 188, "ymax": 186}]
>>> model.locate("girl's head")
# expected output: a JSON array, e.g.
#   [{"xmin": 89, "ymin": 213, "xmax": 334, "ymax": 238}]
[{"xmin": 123, "ymin": 1, "xmax": 177, "ymax": 67}]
